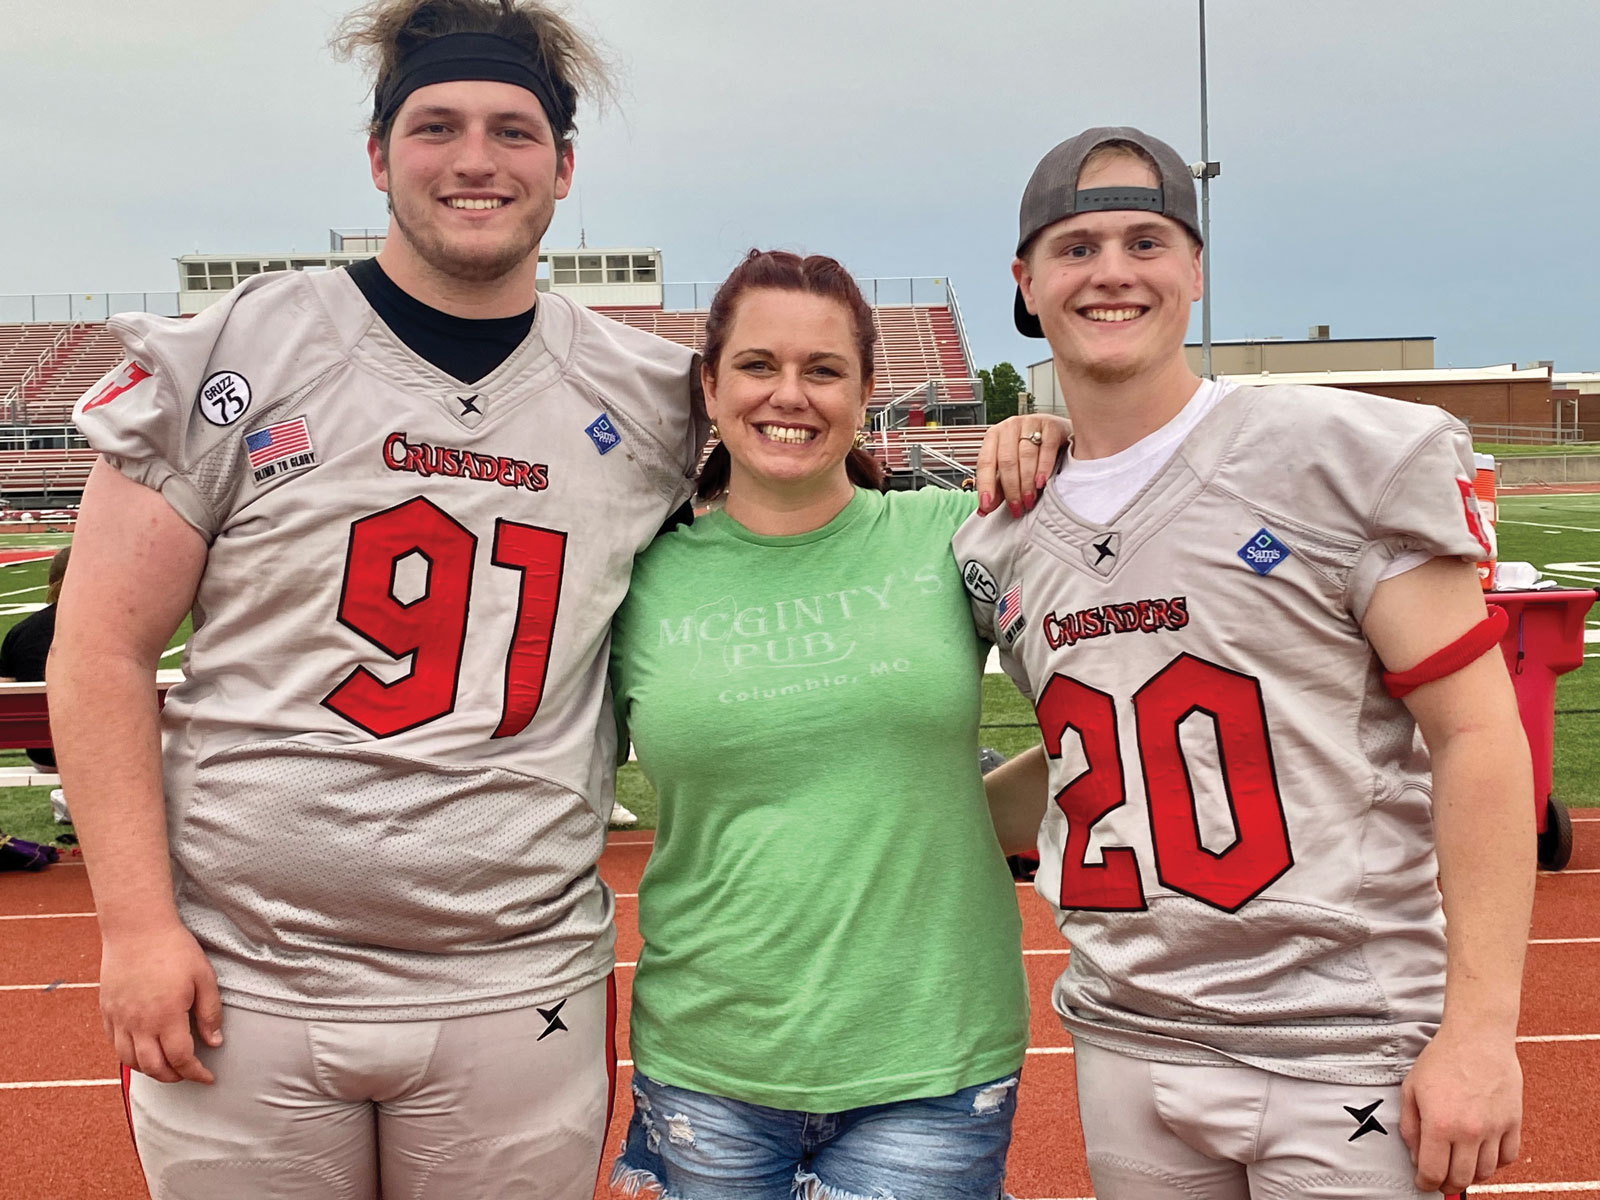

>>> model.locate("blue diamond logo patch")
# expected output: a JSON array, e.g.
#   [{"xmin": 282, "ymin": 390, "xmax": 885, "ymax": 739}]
[
  {"xmin": 1237, "ymin": 528, "xmax": 1291, "ymax": 575},
  {"xmin": 586, "ymin": 413, "xmax": 621, "ymax": 455}
]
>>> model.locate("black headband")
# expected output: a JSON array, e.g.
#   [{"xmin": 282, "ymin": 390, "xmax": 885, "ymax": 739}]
[{"xmin": 374, "ymin": 31, "xmax": 571, "ymax": 136}]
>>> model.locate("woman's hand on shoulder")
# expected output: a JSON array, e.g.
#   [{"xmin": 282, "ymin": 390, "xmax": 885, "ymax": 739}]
[{"xmin": 975, "ymin": 416, "xmax": 1070, "ymax": 517}]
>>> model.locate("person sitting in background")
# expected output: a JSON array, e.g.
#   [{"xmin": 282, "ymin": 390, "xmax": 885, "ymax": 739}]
[{"xmin": 0, "ymin": 545, "xmax": 70, "ymax": 771}]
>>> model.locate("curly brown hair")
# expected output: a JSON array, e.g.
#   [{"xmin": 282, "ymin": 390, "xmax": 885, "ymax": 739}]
[{"xmin": 331, "ymin": 0, "xmax": 613, "ymax": 149}]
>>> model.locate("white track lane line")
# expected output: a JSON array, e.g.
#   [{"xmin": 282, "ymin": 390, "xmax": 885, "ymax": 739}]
[
  {"xmin": 0, "ymin": 912, "xmax": 95, "ymax": 920},
  {"xmin": 0, "ymin": 1078, "xmax": 118, "ymax": 1090},
  {"xmin": 0, "ymin": 982, "xmax": 95, "ymax": 992}
]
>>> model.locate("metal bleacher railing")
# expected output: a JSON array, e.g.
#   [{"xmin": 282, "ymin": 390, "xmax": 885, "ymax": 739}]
[
  {"xmin": 0, "ymin": 293, "xmax": 181, "ymax": 324},
  {"xmin": 1467, "ymin": 422, "xmax": 1586, "ymax": 446},
  {"xmin": 1, "ymin": 323, "xmax": 80, "ymax": 423}
]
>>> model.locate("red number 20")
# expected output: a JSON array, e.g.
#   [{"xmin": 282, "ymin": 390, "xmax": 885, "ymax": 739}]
[
  {"xmin": 1034, "ymin": 653, "xmax": 1293, "ymax": 914},
  {"xmin": 322, "ymin": 498, "xmax": 566, "ymax": 739}
]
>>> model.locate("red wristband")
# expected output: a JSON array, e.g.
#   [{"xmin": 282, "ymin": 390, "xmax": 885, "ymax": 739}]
[{"xmin": 1382, "ymin": 608, "xmax": 1508, "ymax": 699}]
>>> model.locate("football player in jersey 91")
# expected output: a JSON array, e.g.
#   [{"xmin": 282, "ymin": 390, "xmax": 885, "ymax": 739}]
[
  {"xmin": 49, "ymin": 4, "xmax": 700, "ymax": 1200},
  {"xmin": 961, "ymin": 127, "xmax": 1535, "ymax": 1200}
]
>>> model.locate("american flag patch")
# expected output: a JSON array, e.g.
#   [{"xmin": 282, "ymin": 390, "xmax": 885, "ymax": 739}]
[
  {"xmin": 996, "ymin": 582, "xmax": 1022, "ymax": 629},
  {"xmin": 245, "ymin": 417, "xmax": 316, "ymax": 483},
  {"xmin": 246, "ymin": 417, "xmax": 312, "ymax": 469}
]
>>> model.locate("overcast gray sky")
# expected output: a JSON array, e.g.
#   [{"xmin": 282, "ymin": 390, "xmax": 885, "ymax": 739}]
[{"xmin": 4, "ymin": 0, "xmax": 1597, "ymax": 373}]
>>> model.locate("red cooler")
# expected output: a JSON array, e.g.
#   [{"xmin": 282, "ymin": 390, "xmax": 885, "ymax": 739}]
[{"xmin": 1484, "ymin": 588, "xmax": 1597, "ymax": 870}]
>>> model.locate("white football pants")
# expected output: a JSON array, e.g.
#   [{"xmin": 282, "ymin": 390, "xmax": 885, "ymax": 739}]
[
  {"xmin": 1074, "ymin": 1038, "xmax": 1443, "ymax": 1200},
  {"xmin": 124, "ymin": 976, "xmax": 614, "ymax": 1200}
]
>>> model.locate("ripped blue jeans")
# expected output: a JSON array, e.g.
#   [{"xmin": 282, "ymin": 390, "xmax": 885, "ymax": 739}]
[{"xmin": 611, "ymin": 1069, "xmax": 1020, "ymax": 1200}]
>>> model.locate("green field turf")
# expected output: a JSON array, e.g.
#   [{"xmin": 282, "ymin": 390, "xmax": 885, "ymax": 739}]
[
  {"xmin": 4, "ymin": 493, "xmax": 1598, "ymax": 845},
  {"xmin": 1477, "ymin": 442, "xmax": 1600, "ymax": 458}
]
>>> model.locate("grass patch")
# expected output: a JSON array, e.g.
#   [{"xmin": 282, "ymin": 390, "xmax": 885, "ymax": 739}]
[
  {"xmin": 1475, "ymin": 442, "xmax": 1600, "ymax": 458},
  {"xmin": 0, "ymin": 786, "xmax": 67, "ymax": 847}
]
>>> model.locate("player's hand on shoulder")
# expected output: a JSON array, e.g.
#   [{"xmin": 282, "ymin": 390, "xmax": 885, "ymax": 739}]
[
  {"xmin": 99, "ymin": 922, "xmax": 223, "ymax": 1085},
  {"xmin": 975, "ymin": 415, "xmax": 1069, "ymax": 517},
  {"xmin": 1400, "ymin": 1024, "xmax": 1522, "ymax": 1193}
]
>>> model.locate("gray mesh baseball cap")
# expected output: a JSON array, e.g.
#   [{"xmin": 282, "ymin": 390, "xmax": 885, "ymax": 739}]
[{"xmin": 1013, "ymin": 126, "xmax": 1201, "ymax": 337}]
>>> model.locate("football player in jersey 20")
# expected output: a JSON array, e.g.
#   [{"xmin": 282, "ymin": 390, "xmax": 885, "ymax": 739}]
[
  {"xmin": 49, "ymin": 3, "xmax": 705, "ymax": 1198},
  {"xmin": 962, "ymin": 127, "xmax": 1535, "ymax": 1200}
]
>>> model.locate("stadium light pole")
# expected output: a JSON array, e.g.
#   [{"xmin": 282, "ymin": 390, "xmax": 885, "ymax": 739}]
[{"xmin": 1193, "ymin": 0, "xmax": 1222, "ymax": 378}]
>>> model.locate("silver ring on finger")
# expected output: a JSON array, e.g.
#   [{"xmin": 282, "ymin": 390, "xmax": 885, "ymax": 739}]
[{"xmin": 1024, "ymin": 430, "xmax": 1043, "ymax": 445}]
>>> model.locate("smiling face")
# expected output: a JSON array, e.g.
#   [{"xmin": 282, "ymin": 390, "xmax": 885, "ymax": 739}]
[
  {"xmin": 1013, "ymin": 153, "xmax": 1203, "ymax": 387},
  {"xmin": 703, "ymin": 288, "xmax": 874, "ymax": 503},
  {"xmin": 369, "ymin": 79, "xmax": 573, "ymax": 286}
]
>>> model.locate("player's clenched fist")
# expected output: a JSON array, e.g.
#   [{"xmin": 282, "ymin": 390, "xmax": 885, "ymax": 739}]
[
  {"xmin": 100, "ymin": 922, "xmax": 223, "ymax": 1086},
  {"xmin": 1400, "ymin": 1028, "xmax": 1523, "ymax": 1193}
]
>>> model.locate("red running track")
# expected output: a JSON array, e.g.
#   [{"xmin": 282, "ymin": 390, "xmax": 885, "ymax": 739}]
[{"xmin": 3, "ymin": 820, "xmax": 1600, "ymax": 1198}]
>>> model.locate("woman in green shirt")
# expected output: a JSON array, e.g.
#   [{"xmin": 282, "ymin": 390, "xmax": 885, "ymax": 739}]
[{"xmin": 609, "ymin": 249, "xmax": 1051, "ymax": 1200}]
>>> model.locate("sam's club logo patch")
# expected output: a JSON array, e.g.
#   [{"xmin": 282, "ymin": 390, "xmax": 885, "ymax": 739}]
[
  {"xmin": 1238, "ymin": 528, "xmax": 1291, "ymax": 576},
  {"xmin": 586, "ymin": 413, "xmax": 621, "ymax": 455},
  {"xmin": 246, "ymin": 417, "xmax": 317, "ymax": 484}
]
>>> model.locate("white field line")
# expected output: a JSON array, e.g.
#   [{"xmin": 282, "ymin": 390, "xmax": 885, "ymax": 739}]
[
  {"xmin": 0, "ymin": 584, "xmax": 46, "ymax": 599},
  {"xmin": 0, "ymin": 1078, "xmax": 118, "ymax": 1090},
  {"xmin": 159, "ymin": 643, "xmax": 186, "ymax": 660},
  {"xmin": 1543, "ymin": 869, "xmax": 1600, "ymax": 875},
  {"xmin": 1497, "ymin": 520, "xmax": 1600, "ymax": 534}
]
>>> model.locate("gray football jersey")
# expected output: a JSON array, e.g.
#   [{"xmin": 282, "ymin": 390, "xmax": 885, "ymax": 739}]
[
  {"xmin": 74, "ymin": 269, "xmax": 707, "ymax": 1020},
  {"xmin": 953, "ymin": 385, "xmax": 1492, "ymax": 1085}
]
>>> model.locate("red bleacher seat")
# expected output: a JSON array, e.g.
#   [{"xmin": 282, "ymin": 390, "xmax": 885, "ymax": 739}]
[{"xmin": 592, "ymin": 305, "xmax": 971, "ymax": 409}]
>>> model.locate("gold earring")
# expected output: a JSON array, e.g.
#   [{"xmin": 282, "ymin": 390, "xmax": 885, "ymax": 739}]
[
  {"xmin": 854, "ymin": 427, "xmax": 869, "ymax": 449},
  {"xmin": 709, "ymin": 421, "xmax": 720, "ymax": 441}
]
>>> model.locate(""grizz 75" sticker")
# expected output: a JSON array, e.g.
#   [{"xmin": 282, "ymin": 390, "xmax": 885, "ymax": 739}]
[{"xmin": 198, "ymin": 371, "xmax": 252, "ymax": 426}]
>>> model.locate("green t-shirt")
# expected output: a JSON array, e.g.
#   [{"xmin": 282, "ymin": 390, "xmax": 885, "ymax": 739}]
[{"xmin": 609, "ymin": 487, "xmax": 1029, "ymax": 1111}]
